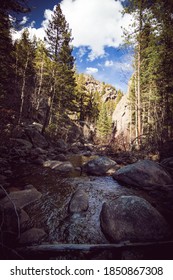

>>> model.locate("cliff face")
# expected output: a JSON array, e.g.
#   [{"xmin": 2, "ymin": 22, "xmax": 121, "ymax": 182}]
[
  {"xmin": 112, "ymin": 80, "xmax": 131, "ymax": 139},
  {"xmin": 83, "ymin": 74, "xmax": 117, "ymax": 101},
  {"xmin": 112, "ymin": 93, "xmax": 129, "ymax": 135}
]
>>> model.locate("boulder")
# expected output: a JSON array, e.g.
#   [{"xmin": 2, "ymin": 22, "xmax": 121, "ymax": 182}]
[
  {"xmin": 113, "ymin": 160, "xmax": 173, "ymax": 189},
  {"xmin": 10, "ymin": 138, "xmax": 33, "ymax": 149},
  {"xmin": 20, "ymin": 209, "xmax": 30, "ymax": 231},
  {"xmin": 25, "ymin": 127, "xmax": 48, "ymax": 148},
  {"xmin": 160, "ymin": 157, "xmax": 173, "ymax": 178},
  {"xmin": 0, "ymin": 188, "xmax": 42, "ymax": 209},
  {"xmin": 19, "ymin": 228, "xmax": 47, "ymax": 245},
  {"xmin": 0, "ymin": 205, "xmax": 21, "ymax": 234},
  {"xmin": 69, "ymin": 189, "xmax": 89, "ymax": 213},
  {"xmin": 83, "ymin": 156, "xmax": 116, "ymax": 175},
  {"xmin": 100, "ymin": 195, "xmax": 170, "ymax": 243},
  {"xmin": 56, "ymin": 139, "xmax": 68, "ymax": 152},
  {"xmin": 43, "ymin": 160, "xmax": 74, "ymax": 173}
]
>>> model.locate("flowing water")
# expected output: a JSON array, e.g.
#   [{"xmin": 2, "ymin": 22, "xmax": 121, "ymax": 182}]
[{"xmin": 11, "ymin": 155, "xmax": 139, "ymax": 245}]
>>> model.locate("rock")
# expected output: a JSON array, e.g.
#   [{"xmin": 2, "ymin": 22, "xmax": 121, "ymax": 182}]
[
  {"xmin": 19, "ymin": 228, "xmax": 47, "ymax": 245},
  {"xmin": 0, "ymin": 205, "xmax": 21, "ymax": 235},
  {"xmin": 71, "ymin": 141, "xmax": 84, "ymax": 150},
  {"xmin": 100, "ymin": 195, "xmax": 170, "ymax": 243},
  {"xmin": 112, "ymin": 92, "xmax": 129, "ymax": 137},
  {"xmin": 160, "ymin": 157, "xmax": 173, "ymax": 178},
  {"xmin": 0, "ymin": 188, "xmax": 42, "ymax": 209},
  {"xmin": 43, "ymin": 160, "xmax": 74, "ymax": 173},
  {"xmin": 54, "ymin": 161, "xmax": 74, "ymax": 173},
  {"xmin": 83, "ymin": 156, "xmax": 116, "ymax": 175},
  {"xmin": 69, "ymin": 189, "xmax": 89, "ymax": 213},
  {"xmin": 55, "ymin": 154, "xmax": 67, "ymax": 161},
  {"xmin": 113, "ymin": 160, "xmax": 173, "ymax": 189},
  {"xmin": 25, "ymin": 127, "xmax": 48, "ymax": 149},
  {"xmin": 30, "ymin": 122, "xmax": 43, "ymax": 132},
  {"xmin": 20, "ymin": 209, "xmax": 30, "ymax": 231},
  {"xmin": 10, "ymin": 138, "xmax": 33, "ymax": 149},
  {"xmin": 56, "ymin": 139, "xmax": 68, "ymax": 152},
  {"xmin": 70, "ymin": 146, "xmax": 80, "ymax": 154}
]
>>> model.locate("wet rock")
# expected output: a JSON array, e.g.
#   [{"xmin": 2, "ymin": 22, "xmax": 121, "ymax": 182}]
[
  {"xmin": 69, "ymin": 189, "xmax": 89, "ymax": 213},
  {"xmin": 19, "ymin": 228, "xmax": 47, "ymax": 245},
  {"xmin": 113, "ymin": 160, "xmax": 173, "ymax": 189},
  {"xmin": 83, "ymin": 156, "xmax": 116, "ymax": 175},
  {"xmin": 0, "ymin": 188, "xmax": 42, "ymax": 209},
  {"xmin": 100, "ymin": 195, "xmax": 170, "ymax": 243}
]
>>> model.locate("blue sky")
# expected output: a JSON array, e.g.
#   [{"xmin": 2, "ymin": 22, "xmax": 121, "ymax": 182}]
[{"xmin": 13, "ymin": 0, "xmax": 134, "ymax": 92}]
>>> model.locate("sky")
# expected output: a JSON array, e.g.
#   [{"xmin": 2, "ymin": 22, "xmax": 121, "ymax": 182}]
[{"xmin": 12, "ymin": 0, "xmax": 134, "ymax": 92}]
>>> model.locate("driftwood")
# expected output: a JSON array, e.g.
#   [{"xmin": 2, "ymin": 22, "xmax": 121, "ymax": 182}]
[{"xmin": 17, "ymin": 240, "xmax": 173, "ymax": 256}]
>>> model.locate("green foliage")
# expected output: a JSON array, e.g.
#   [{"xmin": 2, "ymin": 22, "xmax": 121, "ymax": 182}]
[
  {"xmin": 44, "ymin": 4, "xmax": 76, "ymax": 124},
  {"xmin": 97, "ymin": 103, "xmax": 112, "ymax": 139},
  {"xmin": 124, "ymin": 0, "xmax": 173, "ymax": 149}
]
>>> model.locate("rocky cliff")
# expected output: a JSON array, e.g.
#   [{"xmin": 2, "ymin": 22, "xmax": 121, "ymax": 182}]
[
  {"xmin": 83, "ymin": 74, "xmax": 118, "ymax": 101},
  {"xmin": 112, "ymin": 80, "xmax": 131, "ymax": 143}
]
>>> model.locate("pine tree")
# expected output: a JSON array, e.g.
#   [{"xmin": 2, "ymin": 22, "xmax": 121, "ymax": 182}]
[
  {"xmin": 0, "ymin": 0, "xmax": 30, "ymax": 110},
  {"xmin": 97, "ymin": 103, "xmax": 112, "ymax": 139},
  {"xmin": 14, "ymin": 29, "xmax": 36, "ymax": 122},
  {"xmin": 42, "ymin": 4, "xmax": 76, "ymax": 132}
]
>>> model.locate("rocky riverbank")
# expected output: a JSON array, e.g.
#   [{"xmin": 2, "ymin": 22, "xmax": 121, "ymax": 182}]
[{"xmin": 1, "ymin": 123, "xmax": 173, "ymax": 260}]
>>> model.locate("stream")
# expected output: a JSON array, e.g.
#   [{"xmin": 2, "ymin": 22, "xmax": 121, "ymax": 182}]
[{"xmin": 11, "ymin": 155, "xmax": 137, "ymax": 245}]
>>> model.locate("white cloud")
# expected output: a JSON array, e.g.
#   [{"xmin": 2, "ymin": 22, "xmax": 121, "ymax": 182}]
[
  {"xmin": 11, "ymin": 0, "xmax": 132, "ymax": 62},
  {"xmin": 61, "ymin": 0, "xmax": 132, "ymax": 60},
  {"xmin": 19, "ymin": 16, "xmax": 29, "ymax": 25},
  {"xmin": 86, "ymin": 67, "xmax": 98, "ymax": 74},
  {"xmin": 105, "ymin": 60, "xmax": 114, "ymax": 67}
]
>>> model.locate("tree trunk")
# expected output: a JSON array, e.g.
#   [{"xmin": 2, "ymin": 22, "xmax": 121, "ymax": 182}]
[{"xmin": 18, "ymin": 54, "xmax": 29, "ymax": 124}]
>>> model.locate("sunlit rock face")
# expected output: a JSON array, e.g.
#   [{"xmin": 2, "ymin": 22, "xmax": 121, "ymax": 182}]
[{"xmin": 112, "ymin": 93, "xmax": 130, "ymax": 135}]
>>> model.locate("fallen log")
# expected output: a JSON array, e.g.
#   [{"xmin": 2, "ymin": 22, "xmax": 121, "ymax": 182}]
[{"xmin": 16, "ymin": 240, "xmax": 173, "ymax": 256}]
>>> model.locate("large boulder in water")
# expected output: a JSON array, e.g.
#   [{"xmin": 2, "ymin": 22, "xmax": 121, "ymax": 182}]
[
  {"xmin": 68, "ymin": 189, "xmax": 89, "ymax": 213},
  {"xmin": 100, "ymin": 195, "xmax": 170, "ymax": 243},
  {"xmin": 113, "ymin": 160, "xmax": 173, "ymax": 189},
  {"xmin": 83, "ymin": 156, "xmax": 116, "ymax": 175}
]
